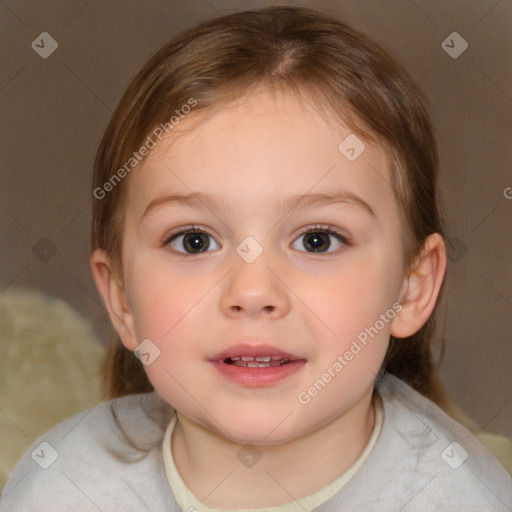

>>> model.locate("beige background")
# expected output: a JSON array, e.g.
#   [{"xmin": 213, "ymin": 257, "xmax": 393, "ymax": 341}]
[{"xmin": 1, "ymin": 0, "xmax": 511, "ymax": 442}]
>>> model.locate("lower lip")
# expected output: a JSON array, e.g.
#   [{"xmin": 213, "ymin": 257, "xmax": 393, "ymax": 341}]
[{"xmin": 211, "ymin": 360, "xmax": 306, "ymax": 387}]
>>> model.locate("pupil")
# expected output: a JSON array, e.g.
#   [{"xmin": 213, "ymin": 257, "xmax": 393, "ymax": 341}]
[
  {"xmin": 305, "ymin": 232, "xmax": 330, "ymax": 252},
  {"xmin": 184, "ymin": 233, "xmax": 208, "ymax": 253}
]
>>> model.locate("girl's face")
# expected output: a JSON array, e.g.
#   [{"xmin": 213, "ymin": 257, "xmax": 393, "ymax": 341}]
[{"xmin": 119, "ymin": 89, "xmax": 406, "ymax": 444}]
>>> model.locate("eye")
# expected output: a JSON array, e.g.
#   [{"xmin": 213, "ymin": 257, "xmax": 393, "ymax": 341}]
[
  {"xmin": 165, "ymin": 226, "xmax": 220, "ymax": 255},
  {"xmin": 291, "ymin": 225, "xmax": 348, "ymax": 253}
]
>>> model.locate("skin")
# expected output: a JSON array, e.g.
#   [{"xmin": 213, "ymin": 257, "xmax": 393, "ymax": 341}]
[{"xmin": 91, "ymin": 88, "xmax": 446, "ymax": 508}]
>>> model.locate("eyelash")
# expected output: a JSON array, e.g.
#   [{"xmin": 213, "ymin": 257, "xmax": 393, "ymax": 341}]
[{"xmin": 163, "ymin": 224, "xmax": 350, "ymax": 255}]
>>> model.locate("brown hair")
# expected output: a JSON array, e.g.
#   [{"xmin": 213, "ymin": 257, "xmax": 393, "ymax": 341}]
[{"xmin": 91, "ymin": 6, "xmax": 447, "ymax": 405}]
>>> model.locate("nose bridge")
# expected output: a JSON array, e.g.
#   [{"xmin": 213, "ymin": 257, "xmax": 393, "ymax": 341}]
[{"xmin": 220, "ymin": 236, "xmax": 290, "ymax": 318}]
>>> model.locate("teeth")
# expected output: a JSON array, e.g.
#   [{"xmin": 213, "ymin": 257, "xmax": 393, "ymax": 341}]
[
  {"xmin": 229, "ymin": 358, "xmax": 290, "ymax": 368},
  {"xmin": 224, "ymin": 355, "xmax": 294, "ymax": 367},
  {"xmin": 228, "ymin": 356, "xmax": 283, "ymax": 363},
  {"xmin": 230, "ymin": 355, "xmax": 288, "ymax": 362}
]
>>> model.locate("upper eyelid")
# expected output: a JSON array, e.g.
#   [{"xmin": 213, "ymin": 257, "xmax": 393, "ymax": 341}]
[
  {"xmin": 166, "ymin": 224, "xmax": 346, "ymax": 238},
  {"xmin": 164, "ymin": 224, "xmax": 212, "ymax": 241},
  {"xmin": 296, "ymin": 224, "xmax": 347, "ymax": 238}
]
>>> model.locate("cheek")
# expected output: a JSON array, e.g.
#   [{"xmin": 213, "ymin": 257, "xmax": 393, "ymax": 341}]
[
  {"xmin": 301, "ymin": 254, "xmax": 397, "ymax": 338},
  {"xmin": 126, "ymin": 266, "xmax": 209, "ymax": 403},
  {"xmin": 126, "ymin": 253, "xmax": 196, "ymax": 340}
]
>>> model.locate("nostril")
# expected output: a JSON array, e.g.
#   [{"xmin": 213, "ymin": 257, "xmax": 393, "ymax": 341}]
[{"xmin": 229, "ymin": 305, "xmax": 277, "ymax": 314}]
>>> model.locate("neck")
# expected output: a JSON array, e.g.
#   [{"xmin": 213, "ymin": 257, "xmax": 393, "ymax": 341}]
[{"xmin": 171, "ymin": 385, "xmax": 378, "ymax": 509}]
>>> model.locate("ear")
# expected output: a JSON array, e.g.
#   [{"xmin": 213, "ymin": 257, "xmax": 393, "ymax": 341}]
[
  {"xmin": 390, "ymin": 233, "xmax": 447, "ymax": 338},
  {"xmin": 90, "ymin": 249, "xmax": 139, "ymax": 351}
]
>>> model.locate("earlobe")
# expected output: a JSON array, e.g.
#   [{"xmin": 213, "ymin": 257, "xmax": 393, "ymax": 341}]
[
  {"xmin": 90, "ymin": 249, "xmax": 138, "ymax": 351},
  {"xmin": 390, "ymin": 233, "xmax": 447, "ymax": 338}
]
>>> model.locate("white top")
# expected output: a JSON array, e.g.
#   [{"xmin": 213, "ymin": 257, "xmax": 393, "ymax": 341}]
[{"xmin": 1, "ymin": 372, "xmax": 511, "ymax": 511}]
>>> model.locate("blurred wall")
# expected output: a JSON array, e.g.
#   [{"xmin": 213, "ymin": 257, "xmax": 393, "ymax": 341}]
[{"xmin": 1, "ymin": 0, "xmax": 510, "ymax": 440}]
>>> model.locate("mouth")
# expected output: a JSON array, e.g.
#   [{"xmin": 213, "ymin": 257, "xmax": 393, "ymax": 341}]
[
  {"xmin": 210, "ymin": 344, "xmax": 306, "ymax": 386},
  {"xmin": 210, "ymin": 343, "xmax": 303, "ymax": 366}
]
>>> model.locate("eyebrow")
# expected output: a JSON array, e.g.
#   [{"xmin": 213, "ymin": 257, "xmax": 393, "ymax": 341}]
[
  {"xmin": 279, "ymin": 191, "xmax": 375, "ymax": 217},
  {"xmin": 142, "ymin": 192, "xmax": 231, "ymax": 218},
  {"xmin": 142, "ymin": 190, "xmax": 375, "ymax": 218}
]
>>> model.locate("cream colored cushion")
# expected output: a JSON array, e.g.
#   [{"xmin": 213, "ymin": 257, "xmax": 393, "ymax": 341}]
[{"xmin": 0, "ymin": 287, "xmax": 105, "ymax": 488}]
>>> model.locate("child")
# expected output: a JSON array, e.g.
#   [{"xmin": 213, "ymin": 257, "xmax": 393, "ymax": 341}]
[{"xmin": 2, "ymin": 5, "xmax": 511, "ymax": 511}]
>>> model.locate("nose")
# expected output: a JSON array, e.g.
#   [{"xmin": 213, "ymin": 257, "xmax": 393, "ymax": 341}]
[{"xmin": 219, "ymin": 250, "xmax": 291, "ymax": 319}]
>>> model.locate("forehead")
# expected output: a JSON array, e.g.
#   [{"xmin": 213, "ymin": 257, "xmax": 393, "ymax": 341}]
[{"xmin": 126, "ymin": 90, "xmax": 396, "ymax": 219}]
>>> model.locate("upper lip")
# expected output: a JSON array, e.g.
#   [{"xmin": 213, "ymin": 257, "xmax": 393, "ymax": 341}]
[{"xmin": 210, "ymin": 343, "xmax": 303, "ymax": 362}]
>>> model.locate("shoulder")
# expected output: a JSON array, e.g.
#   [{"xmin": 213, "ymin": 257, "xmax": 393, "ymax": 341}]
[
  {"xmin": 0, "ymin": 392, "xmax": 179, "ymax": 512},
  {"xmin": 347, "ymin": 373, "xmax": 512, "ymax": 511}
]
